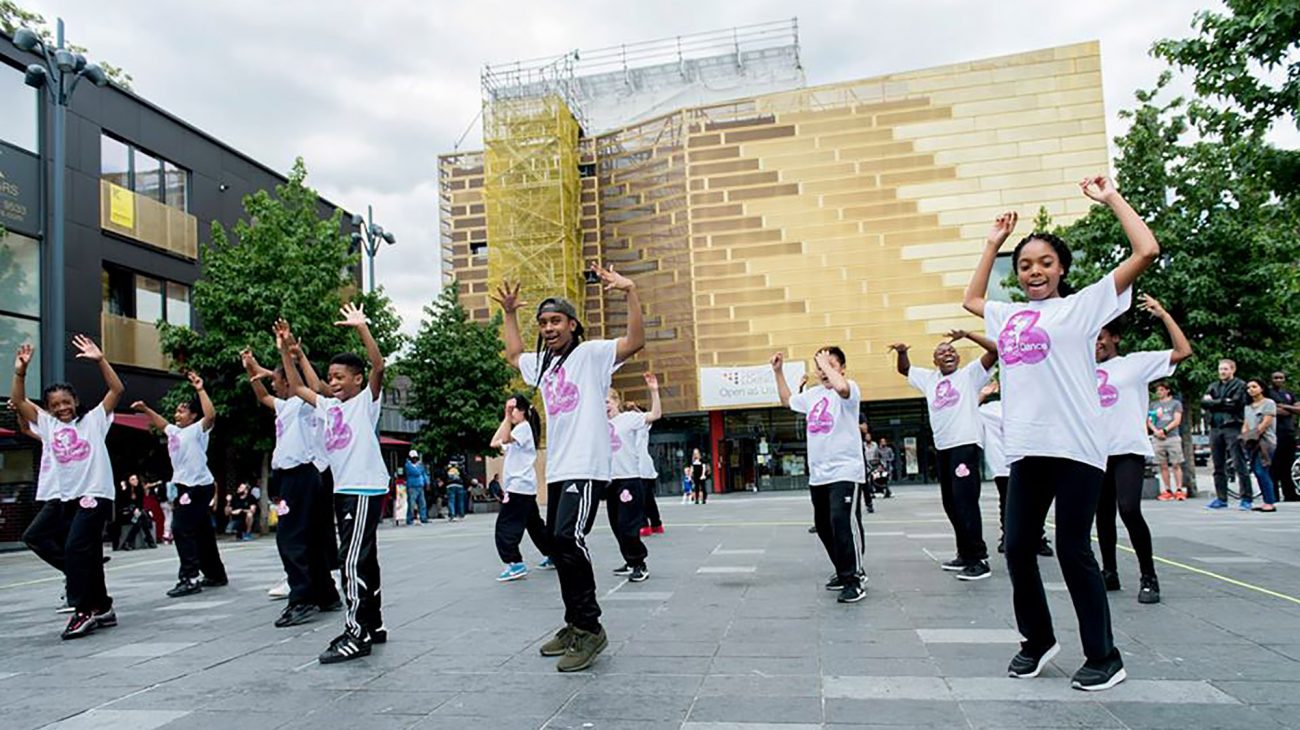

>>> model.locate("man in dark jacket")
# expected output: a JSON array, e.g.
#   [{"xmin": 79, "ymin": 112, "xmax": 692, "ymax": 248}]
[
  {"xmin": 1268, "ymin": 372, "xmax": 1298, "ymax": 501},
  {"xmin": 1203, "ymin": 359, "xmax": 1250, "ymax": 509}
]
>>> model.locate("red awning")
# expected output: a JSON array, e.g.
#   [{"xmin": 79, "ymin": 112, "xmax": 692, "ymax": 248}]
[
  {"xmin": 0, "ymin": 427, "xmax": 15, "ymax": 438},
  {"xmin": 380, "ymin": 436, "xmax": 412, "ymax": 447},
  {"xmin": 111, "ymin": 413, "xmax": 156, "ymax": 432}
]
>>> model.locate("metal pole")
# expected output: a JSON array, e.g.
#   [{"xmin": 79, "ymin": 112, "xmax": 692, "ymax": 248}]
[
  {"xmin": 48, "ymin": 19, "xmax": 67, "ymax": 383},
  {"xmin": 366, "ymin": 204, "xmax": 376, "ymax": 294}
]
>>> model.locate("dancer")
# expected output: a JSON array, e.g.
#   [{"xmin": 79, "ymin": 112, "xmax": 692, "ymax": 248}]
[
  {"xmin": 494, "ymin": 261, "xmax": 644, "ymax": 673},
  {"xmin": 1094, "ymin": 294, "xmax": 1192, "ymax": 604},
  {"xmin": 606, "ymin": 373, "xmax": 662, "ymax": 582},
  {"xmin": 491, "ymin": 393, "xmax": 552, "ymax": 581},
  {"xmin": 889, "ymin": 330, "xmax": 997, "ymax": 581},
  {"xmin": 134, "ymin": 371, "xmax": 228, "ymax": 598},
  {"xmin": 279, "ymin": 304, "xmax": 389, "ymax": 663},
  {"xmin": 12, "ymin": 337, "xmax": 123, "ymax": 638},
  {"xmin": 978, "ymin": 382, "xmax": 1052, "ymax": 557},
  {"xmin": 963, "ymin": 176, "xmax": 1159, "ymax": 691},
  {"xmin": 15, "ymin": 398, "xmax": 69, "ymax": 609},
  {"xmin": 772, "ymin": 347, "xmax": 867, "ymax": 603},
  {"xmin": 631, "ymin": 400, "xmax": 664, "ymax": 538}
]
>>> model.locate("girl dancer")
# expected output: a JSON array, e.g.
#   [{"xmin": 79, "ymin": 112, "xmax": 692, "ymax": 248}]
[
  {"xmin": 890, "ymin": 331, "xmax": 997, "ymax": 581},
  {"xmin": 1093, "ymin": 294, "xmax": 1192, "ymax": 604},
  {"xmin": 491, "ymin": 393, "xmax": 552, "ymax": 581},
  {"xmin": 963, "ymin": 176, "xmax": 1159, "ymax": 691},
  {"xmin": 606, "ymin": 373, "xmax": 662, "ymax": 582},
  {"xmin": 632, "ymin": 399, "xmax": 664, "ymax": 537},
  {"xmin": 494, "ymin": 261, "xmax": 644, "ymax": 673},
  {"xmin": 13, "ymin": 336, "xmax": 123, "ymax": 638},
  {"xmin": 279, "ymin": 304, "xmax": 389, "ymax": 664},
  {"xmin": 135, "ymin": 370, "xmax": 228, "ymax": 598},
  {"xmin": 772, "ymin": 347, "xmax": 867, "ymax": 603}
]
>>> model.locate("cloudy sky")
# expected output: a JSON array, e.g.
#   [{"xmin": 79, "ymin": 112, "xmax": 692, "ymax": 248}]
[{"xmin": 25, "ymin": 0, "xmax": 1229, "ymax": 333}]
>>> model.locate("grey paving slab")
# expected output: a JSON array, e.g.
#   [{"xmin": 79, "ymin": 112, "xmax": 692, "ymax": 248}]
[
  {"xmin": 88, "ymin": 642, "xmax": 197, "ymax": 659},
  {"xmin": 686, "ymin": 695, "xmax": 823, "ymax": 724},
  {"xmin": 915, "ymin": 628, "xmax": 1023, "ymax": 644},
  {"xmin": 959, "ymin": 700, "xmax": 1126, "ymax": 729},
  {"xmin": 40, "ymin": 710, "xmax": 191, "ymax": 730}
]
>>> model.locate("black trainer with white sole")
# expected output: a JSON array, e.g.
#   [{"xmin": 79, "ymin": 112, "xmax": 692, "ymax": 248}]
[
  {"xmin": 93, "ymin": 608, "xmax": 117, "ymax": 628},
  {"xmin": 60, "ymin": 611, "xmax": 98, "ymax": 640},
  {"xmin": 956, "ymin": 561, "xmax": 991, "ymax": 581},
  {"xmin": 1008, "ymin": 642, "xmax": 1060, "ymax": 678},
  {"xmin": 941, "ymin": 557, "xmax": 967, "ymax": 572},
  {"xmin": 1071, "ymin": 653, "xmax": 1127, "ymax": 691},
  {"xmin": 166, "ymin": 579, "xmax": 202, "ymax": 598},
  {"xmin": 629, "ymin": 566, "xmax": 649, "ymax": 583},
  {"xmin": 611, "ymin": 564, "xmax": 632, "ymax": 576},
  {"xmin": 837, "ymin": 583, "xmax": 866, "ymax": 603},
  {"xmin": 319, "ymin": 632, "xmax": 371, "ymax": 664}
]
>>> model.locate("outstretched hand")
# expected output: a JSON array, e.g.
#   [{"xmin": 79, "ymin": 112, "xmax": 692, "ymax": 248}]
[
  {"xmin": 334, "ymin": 302, "xmax": 367, "ymax": 328},
  {"xmin": 770, "ymin": 352, "xmax": 784, "ymax": 371},
  {"xmin": 1080, "ymin": 175, "xmax": 1120, "ymax": 204},
  {"xmin": 986, "ymin": 211, "xmax": 1018, "ymax": 248},
  {"xmin": 130, "ymin": 400, "xmax": 149, "ymax": 413},
  {"xmin": 14, "ymin": 343, "xmax": 33, "ymax": 376},
  {"xmin": 491, "ymin": 282, "xmax": 526, "ymax": 313},
  {"xmin": 887, "ymin": 342, "xmax": 910, "ymax": 353},
  {"xmin": 72, "ymin": 334, "xmax": 104, "ymax": 362},
  {"xmin": 272, "ymin": 319, "xmax": 298, "ymax": 352},
  {"xmin": 186, "ymin": 370, "xmax": 205, "ymax": 392},
  {"xmin": 590, "ymin": 262, "xmax": 634, "ymax": 292},
  {"xmin": 1138, "ymin": 293, "xmax": 1167, "ymax": 318},
  {"xmin": 644, "ymin": 372, "xmax": 659, "ymax": 389},
  {"xmin": 944, "ymin": 330, "xmax": 969, "ymax": 343}
]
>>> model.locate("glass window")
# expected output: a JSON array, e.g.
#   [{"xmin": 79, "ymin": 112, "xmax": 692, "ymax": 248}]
[
  {"xmin": 101, "ymin": 267, "xmax": 132, "ymax": 317},
  {"xmin": 0, "ymin": 314, "xmax": 40, "ymax": 399},
  {"xmin": 132, "ymin": 149, "xmax": 162, "ymax": 201},
  {"xmin": 0, "ymin": 231, "xmax": 40, "ymax": 318},
  {"xmin": 165, "ymin": 282, "xmax": 190, "ymax": 327},
  {"xmin": 0, "ymin": 66, "xmax": 38, "ymax": 153},
  {"xmin": 134, "ymin": 274, "xmax": 163, "ymax": 323},
  {"xmin": 100, "ymin": 135, "xmax": 131, "ymax": 189},
  {"xmin": 988, "ymin": 253, "xmax": 1017, "ymax": 303},
  {"xmin": 163, "ymin": 162, "xmax": 188, "ymax": 211}
]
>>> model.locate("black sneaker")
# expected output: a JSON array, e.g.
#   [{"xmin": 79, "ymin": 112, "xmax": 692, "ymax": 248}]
[
  {"xmin": 837, "ymin": 583, "xmax": 866, "ymax": 603},
  {"xmin": 1102, "ymin": 570, "xmax": 1121, "ymax": 591},
  {"xmin": 368, "ymin": 626, "xmax": 388, "ymax": 644},
  {"xmin": 319, "ymin": 631, "xmax": 371, "ymax": 664},
  {"xmin": 629, "ymin": 565, "xmax": 649, "ymax": 583},
  {"xmin": 275, "ymin": 603, "xmax": 319, "ymax": 628},
  {"xmin": 61, "ymin": 611, "xmax": 98, "ymax": 640},
  {"xmin": 166, "ymin": 579, "xmax": 202, "ymax": 598},
  {"xmin": 941, "ymin": 557, "xmax": 967, "ymax": 572},
  {"xmin": 611, "ymin": 564, "xmax": 632, "ymax": 576},
  {"xmin": 1138, "ymin": 575, "xmax": 1160, "ymax": 605},
  {"xmin": 825, "ymin": 575, "xmax": 847, "ymax": 591},
  {"xmin": 198, "ymin": 576, "xmax": 228, "ymax": 588},
  {"xmin": 1008, "ymin": 642, "xmax": 1060, "ymax": 678},
  {"xmin": 318, "ymin": 598, "xmax": 343, "ymax": 612},
  {"xmin": 956, "ymin": 561, "xmax": 992, "ymax": 581},
  {"xmin": 1038, "ymin": 539, "xmax": 1054, "ymax": 557},
  {"xmin": 1071, "ymin": 653, "xmax": 1127, "ymax": 691},
  {"xmin": 807, "ymin": 525, "xmax": 818, "ymax": 533},
  {"xmin": 93, "ymin": 607, "xmax": 117, "ymax": 628},
  {"xmin": 997, "ymin": 538, "xmax": 1005, "ymax": 554}
]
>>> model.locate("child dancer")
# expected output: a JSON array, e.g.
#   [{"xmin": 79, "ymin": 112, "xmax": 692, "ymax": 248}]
[
  {"xmin": 772, "ymin": 347, "xmax": 867, "ymax": 603},
  {"xmin": 1093, "ymin": 294, "xmax": 1192, "ymax": 604},
  {"xmin": 13, "ymin": 337, "xmax": 123, "ymax": 638},
  {"xmin": 493, "ymin": 261, "xmax": 644, "ymax": 673},
  {"xmin": 632, "ymin": 399, "xmax": 664, "ymax": 537},
  {"xmin": 279, "ymin": 304, "xmax": 388, "ymax": 664},
  {"xmin": 963, "ymin": 176, "xmax": 1159, "ymax": 691},
  {"xmin": 15, "ymin": 398, "xmax": 68, "ymax": 607},
  {"xmin": 134, "ymin": 371, "xmax": 227, "ymax": 598},
  {"xmin": 491, "ymin": 394, "xmax": 552, "ymax": 581},
  {"xmin": 606, "ymin": 373, "xmax": 661, "ymax": 582},
  {"xmin": 889, "ymin": 331, "xmax": 997, "ymax": 581}
]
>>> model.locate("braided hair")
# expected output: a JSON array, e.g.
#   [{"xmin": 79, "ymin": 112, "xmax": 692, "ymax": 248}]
[
  {"xmin": 532, "ymin": 330, "xmax": 583, "ymax": 389},
  {"xmin": 1011, "ymin": 232, "xmax": 1075, "ymax": 297}
]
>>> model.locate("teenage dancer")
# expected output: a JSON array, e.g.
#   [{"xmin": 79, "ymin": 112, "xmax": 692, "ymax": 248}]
[
  {"xmin": 772, "ymin": 347, "xmax": 867, "ymax": 603},
  {"xmin": 279, "ymin": 304, "xmax": 389, "ymax": 664},
  {"xmin": 134, "ymin": 371, "xmax": 228, "ymax": 598},
  {"xmin": 15, "ymin": 398, "xmax": 67, "ymax": 608},
  {"xmin": 889, "ymin": 330, "xmax": 997, "ymax": 581},
  {"xmin": 490, "ymin": 393, "xmax": 552, "ymax": 581},
  {"xmin": 978, "ymin": 381, "xmax": 1052, "ymax": 557},
  {"xmin": 13, "ymin": 337, "xmax": 123, "ymax": 638},
  {"xmin": 964, "ymin": 177, "xmax": 1159, "ymax": 691},
  {"xmin": 606, "ymin": 373, "xmax": 662, "ymax": 582},
  {"xmin": 494, "ymin": 261, "xmax": 644, "ymax": 673},
  {"xmin": 1094, "ymin": 294, "xmax": 1192, "ymax": 604},
  {"xmin": 631, "ymin": 400, "xmax": 664, "ymax": 537}
]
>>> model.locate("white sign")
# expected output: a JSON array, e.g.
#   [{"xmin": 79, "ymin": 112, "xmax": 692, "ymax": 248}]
[{"xmin": 699, "ymin": 362, "xmax": 807, "ymax": 410}]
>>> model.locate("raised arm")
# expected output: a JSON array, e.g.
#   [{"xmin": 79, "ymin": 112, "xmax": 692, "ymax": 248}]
[
  {"xmin": 335, "ymin": 303, "xmax": 384, "ymax": 401},
  {"xmin": 240, "ymin": 349, "xmax": 277, "ymax": 409},
  {"xmin": 130, "ymin": 400, "xmax": 170, "ymax": 432},
  {"xmin": 771, "ymin": 353, "xmax": 792, "ymax": 407},
  {"xmin": 278, "ymin": 334, "xmax": 317, "ymax": 407},
  {"xmin": 10, "ymin": 344, "xmax": 40, "ymax": 424},
  {"xmin": 948, "ymin": 329, "xmax": 999, "ymax": 370},
  {"xmin": 1080, "ymin": 176, "xmax": 1160, "ymax": 294},
  {"xmin": 887, "ymin": 342, "xmax": 912, "ymax": 377},
  {"xmin": 963, "ymin": 212, "xmax": 1018, "ymax": 317},
  {"xmin": 490, "ymin": 403, "xmax": 514, "ymax": 450},
  {"xmin": 72, "ymin": 335, "xmax": 125, "ymax": 414},
  {"xmin": 1137, "ymin": 294, "xmax": 1192, "ymax": 365},
  {"xmin": 815, "ymin": 350, "xmax": 851, "ymax": 399},
  {"xmin": 644, "ymin": 372, "xmax": 663, "ymax": 423},
  {"xmin": 592, "ymin": 263, "xmax": 644, "ymax": 363},
  {"xmin": 490, "ymin": 282, "xmax": 526, "ymax": 369},
  {"xmin": 187, "ymin": 371, "xmax": 216, "ymax": 431}
]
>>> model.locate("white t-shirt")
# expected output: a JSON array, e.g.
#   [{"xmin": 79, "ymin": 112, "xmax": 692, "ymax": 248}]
[
  {"xmin": 636, "ymin": 420, "xmax": 658, "ymax": 480},
  {"xmin": 166, "ymin": 421, "xmax": 215, "ymax": 486},
  {"xmin": 906, "ymin": 361, "xmax": 992, "ymax": 450},
  {"xmin": 34, "ymin": 408, "xmax": 115, "ymax": 501},
  {"xmin": 315, "ymin": 392, "xmax": 388, "ymax": 496},
  {"xmin": 983, "ymin": 272, "xmax": 1127, "ymax": 470},
  {"xmin": 1097, "ymin": 350, "xmax": 1176, "ymax": 457},
  {"xmin": 788, "ymin": 381, "xmax": 866, "ymax": 486},
  {"xmin": 32, "ymin": 419, "xmax": 57, "ymax": 502},
  {"xmin": 519, "ymin": 339, "xmax": 620, "ymax": 483},
  {"xmin": 978, "ymin": 401, "xmax": 1009, "ymax": 479},
  {"xmin": 272, "ymin": 397, "xmax": 318, "ymax": 470},
  {"xmin": 609, "ymin": 411, "xmax": 647, "ymax": 480},
  {"xmin": 501, "ymin": 421, "xmax": 538, "ymax": 496}
]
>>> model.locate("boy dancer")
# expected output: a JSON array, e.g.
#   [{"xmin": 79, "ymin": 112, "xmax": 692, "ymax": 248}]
[{"xmin": 606, "ymin": 373, "xmax": 662, "ymax": 582}]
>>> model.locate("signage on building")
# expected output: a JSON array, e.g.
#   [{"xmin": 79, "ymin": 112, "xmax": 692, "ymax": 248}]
[
  {"xmin": 0, "ymin": 141, "xmax": 40, "ymax": 236},
  {"xmin": 699, "ymin": 362, "xmax": 807, "ymax": 410},
  {"xmin": 107, "ymin": 182, "xmax": 135, "ymax": 228}
]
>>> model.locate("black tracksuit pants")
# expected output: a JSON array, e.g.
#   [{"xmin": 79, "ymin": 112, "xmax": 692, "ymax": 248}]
[
  {"xmin": 64, "ymin": 497, "xmax": 114, "ymax": 614},
  {"xmin": 23, "ymin": 500, "xmax": 68, "ymax": 574},
  {"xmin": 810, "ymin": 481, "xmax": 865, "ymax": 585},
  {"xmin": 606, "ymin": 478, "xmax": 648, "ymax": 569},
  {"xmin": 937, "ymin": 444, "xmax": 988, "ymax": 563},
  {"xmin": 546, "ymin": 479, "xmax": 605, "ymax": 633},
  {"xmin": 173, "ymin": 484, "xmax": 227, "ymax": 583},
  {"xmin": 274, "ymin": 464, "xmax": 341, "ymax": 608},
  {"xmin": 1005, "ymin": 457, "xmax": 1117, "ymax": 663},
  {"xmin": 495, "ymin": 492, "xmax": 551, "ymax": 564},
  {"xmin": 1096, "ymin": 454, "xmax": 1156, "ymax": 577},
  {"xmin": 643, "ymin": 478, "xmax": 662, "ymax": 528},
  {"xmin": 335, "ymin": 493, "xmax": 384, "ymax": 638}
]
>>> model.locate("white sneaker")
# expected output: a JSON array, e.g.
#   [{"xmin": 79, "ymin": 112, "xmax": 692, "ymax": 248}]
[{"xmin": 267, "ymin": 577, "xmax": 290, "ymax": 600}]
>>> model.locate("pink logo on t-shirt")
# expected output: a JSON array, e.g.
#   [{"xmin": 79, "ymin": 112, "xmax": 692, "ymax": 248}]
[
  {"xmin": 619, "ymin": 488, "xmax": 633, "ymax": 503},
  {"xmin": 955, "ymin": 463, "xmax": 971, "ymax": 478},
  {"xmin": 167, "ymin": 433, "xmax": 180, "ymax": 456},
  {"xmin": 52, "ymin": 428, "xmax": 90, "ymax": 464},
  {"xmin": 79, "ymin": 495, "xmax": 98, "ymax": 509},
  {"xmin": 933, "ymin": 380, "xmax": 960, "ymax": 410},
  {"xmin": 998, "ymin": 311, "xmax": 1052, "ymax": 366},
  {"xmin": 609, "ymin": 422, "xmax": 623, "ymax": 452},
  {"xmin": 543, "ymin": 366, "xmax": 579, "ymax": 416},
  {"xmin": 323, "ymin": 406, "xmax": 353, "ymax": 452},
  {"xmin": 1097, "ymin": 370, "xmax": 1119, "ymax": 408},
  {"xmin": 276, "ymin": 500, "xmax": 290, "ymax": 516},
  {"xmin": 40, "ymin": 452, "xmax": 52, "ymax": 474},
  {"xmin": 808, "ymin": 397, "xmax": 833, "ymax": 435},
  {"xmin": 274, "ymin": 417, "xmax": 286, "ymax": 439}
]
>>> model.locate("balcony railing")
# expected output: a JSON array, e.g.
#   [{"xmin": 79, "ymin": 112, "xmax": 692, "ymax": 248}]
[
  {"xmin": 99, "ymin": 180, "xmax": 199, "ymax": 260},
  {"xmin": 101, "ymin": 313, "xmax": 169, "ymax": 371}
]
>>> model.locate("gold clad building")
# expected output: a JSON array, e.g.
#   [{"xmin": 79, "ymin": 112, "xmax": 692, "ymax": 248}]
[{"xmin": 440, "ymin": 29, "xmax": 1108, "ymax": 491}]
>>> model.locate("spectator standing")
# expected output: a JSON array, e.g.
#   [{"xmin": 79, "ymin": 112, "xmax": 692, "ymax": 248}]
[
  {"xmin": 1267, "ymin": 372, "xmax": 1297, "ymax": 501},
  {"xmin": 878, "ymin": 438, "xmax": 897, "ymax": 482},
  {"xmin": 403, "ymin": 451, "xmax": 429, "ymax": 524},
  {"xmin": 446, "ymin": 465, "xmax": 467, "ymax": 521},
  {"xmin": 1242, "ymin": 379, "xmax": 1279, "ymax": 512},
  {"xmin": 1203, "ymin": 360, "xmax": 1250, "ymax": 509},
  {"xmin": 690, "ymin": 448, "xmax": 710, "ymax": 504},
  {"xmin": 1148, "ymin": 383, "xmax": 1187, "ymax": 501}
]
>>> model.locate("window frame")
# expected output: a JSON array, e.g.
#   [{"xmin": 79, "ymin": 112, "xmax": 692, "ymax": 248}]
[
  {"xmin": 99, "ymin": 133, "xmax": 190, "ymax": 212},
  {"xmin": 101, "ymin": 264, "xmax": 193, "ymax": 328}
]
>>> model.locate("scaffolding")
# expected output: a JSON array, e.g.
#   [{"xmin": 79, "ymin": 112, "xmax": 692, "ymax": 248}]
[{"xmin": 482, "ymin": 53, "xmax": 585, "ymax": 344}]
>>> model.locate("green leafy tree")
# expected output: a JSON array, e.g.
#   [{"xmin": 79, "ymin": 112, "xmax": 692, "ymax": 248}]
[
  {"xmin": 402, "ymin": 283, "xmax": 513, "ymax": 466},
  {"xmin": 2, "ymin": 1, "xmax": 134, "ymax": 89}
]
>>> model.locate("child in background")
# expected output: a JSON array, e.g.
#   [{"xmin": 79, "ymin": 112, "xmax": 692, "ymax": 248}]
[{"xmin": 682, "ymin": 466, "xmax": 693, "ymax": 504}]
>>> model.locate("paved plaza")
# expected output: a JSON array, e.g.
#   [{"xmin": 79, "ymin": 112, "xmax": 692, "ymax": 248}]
[{"xmin": 1, "ymin": 485, "xmax": 1298, "ymax": 730}]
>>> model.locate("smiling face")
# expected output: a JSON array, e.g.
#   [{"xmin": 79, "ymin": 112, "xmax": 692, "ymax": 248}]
[
  {"xmin": 932, "ymin": 342, "xmax": 960, "ymax": 375},
  {"xmin": 173, "ymin": 402, "xmax": 198, "ymax": 427},
  {"xmin": 1095, "ymin": 327, "xmax": 1120, "ymax": 363},
  {"xmin": 327, "ymin": 364, "xmax": 364, "ymax": 400},
  {"xmin": 45, "ymin": 388, "xmax": 78, "ymax": 423},
  {"xmin": 1015, "ymin": 238, "xmax": 1066, "ymax": 300},
  {"xmin": 537, "ymin": 312, "xmax": 577, "ymax": 353}
]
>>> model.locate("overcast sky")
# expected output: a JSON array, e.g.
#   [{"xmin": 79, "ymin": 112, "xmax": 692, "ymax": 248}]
[{"xmin": 26, "ymin": 0, "xmax": 1232, "ymax": 333}]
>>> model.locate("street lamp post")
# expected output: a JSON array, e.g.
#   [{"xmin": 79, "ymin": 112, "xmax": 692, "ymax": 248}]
[
  {"xmin": 350, "ymin": 205, "xmax": 396, "ymax": 294},
  {"xmin": 15, "ymin": 19, "xmax": 109, "ymax": 384}
]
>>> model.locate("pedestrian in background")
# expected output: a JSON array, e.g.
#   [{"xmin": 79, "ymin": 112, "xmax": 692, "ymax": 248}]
[
  {"xmin": 1242, "ymin": 378, "xmax": 1279, "ymax": 512},
  {"xmin": 403, "ymin": 451, "xmax": 429, "ymax": 524},
  {"xmin": 1203, "ymin": 359, "xmax": 1250, "ymax": 509},
  {"xmin": 1267, "ymin": 372, "xmax": 1297, "ymax": 501}
]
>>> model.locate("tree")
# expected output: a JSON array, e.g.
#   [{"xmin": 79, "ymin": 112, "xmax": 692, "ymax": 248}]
[
  {"xmin": 2, "ymin": 1, "xmax": 134, "ymax": 89},
  {"xmin": 402, "ymin": 283, "xmax": 513, "ymax": 466}
]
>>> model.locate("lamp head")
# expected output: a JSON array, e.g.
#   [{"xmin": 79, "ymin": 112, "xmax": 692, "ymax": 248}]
[
  {"xmin": 383, "ymin": 232, "xmax": 396, "ymax": 245},
  {"xmin": 350, "ymin": 232, "xmax": 363, "ymax": 249},
  {"xmin": 350, "ymin": 213, "xmax": 364, "ymax": 227},
  {"xmin": 83, "ymin": 64, "xmax": 108, "ymax": 87},
  {"xmin": 13, "ymin": 28, "xmax": 43, "ymax": 53},
  {"xmin": 370, "ymin": 224, "xmax": 383, "ymax": 237},
  {"xmin": 73, "ymin": 53, "xmax": 86, "ymax": 72},
  {"xmin": 54, "ymin": 49, "xmax": 76, "ymax": 72},
  {"xmin": 23, "ymin": 63, "xmax": 48, "ymax": 89}
]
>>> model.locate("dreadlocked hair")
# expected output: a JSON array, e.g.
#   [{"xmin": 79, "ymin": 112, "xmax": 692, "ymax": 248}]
[{"xmin": 532, "ymin": 331, "xmax": 583, "ymax": 390}]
